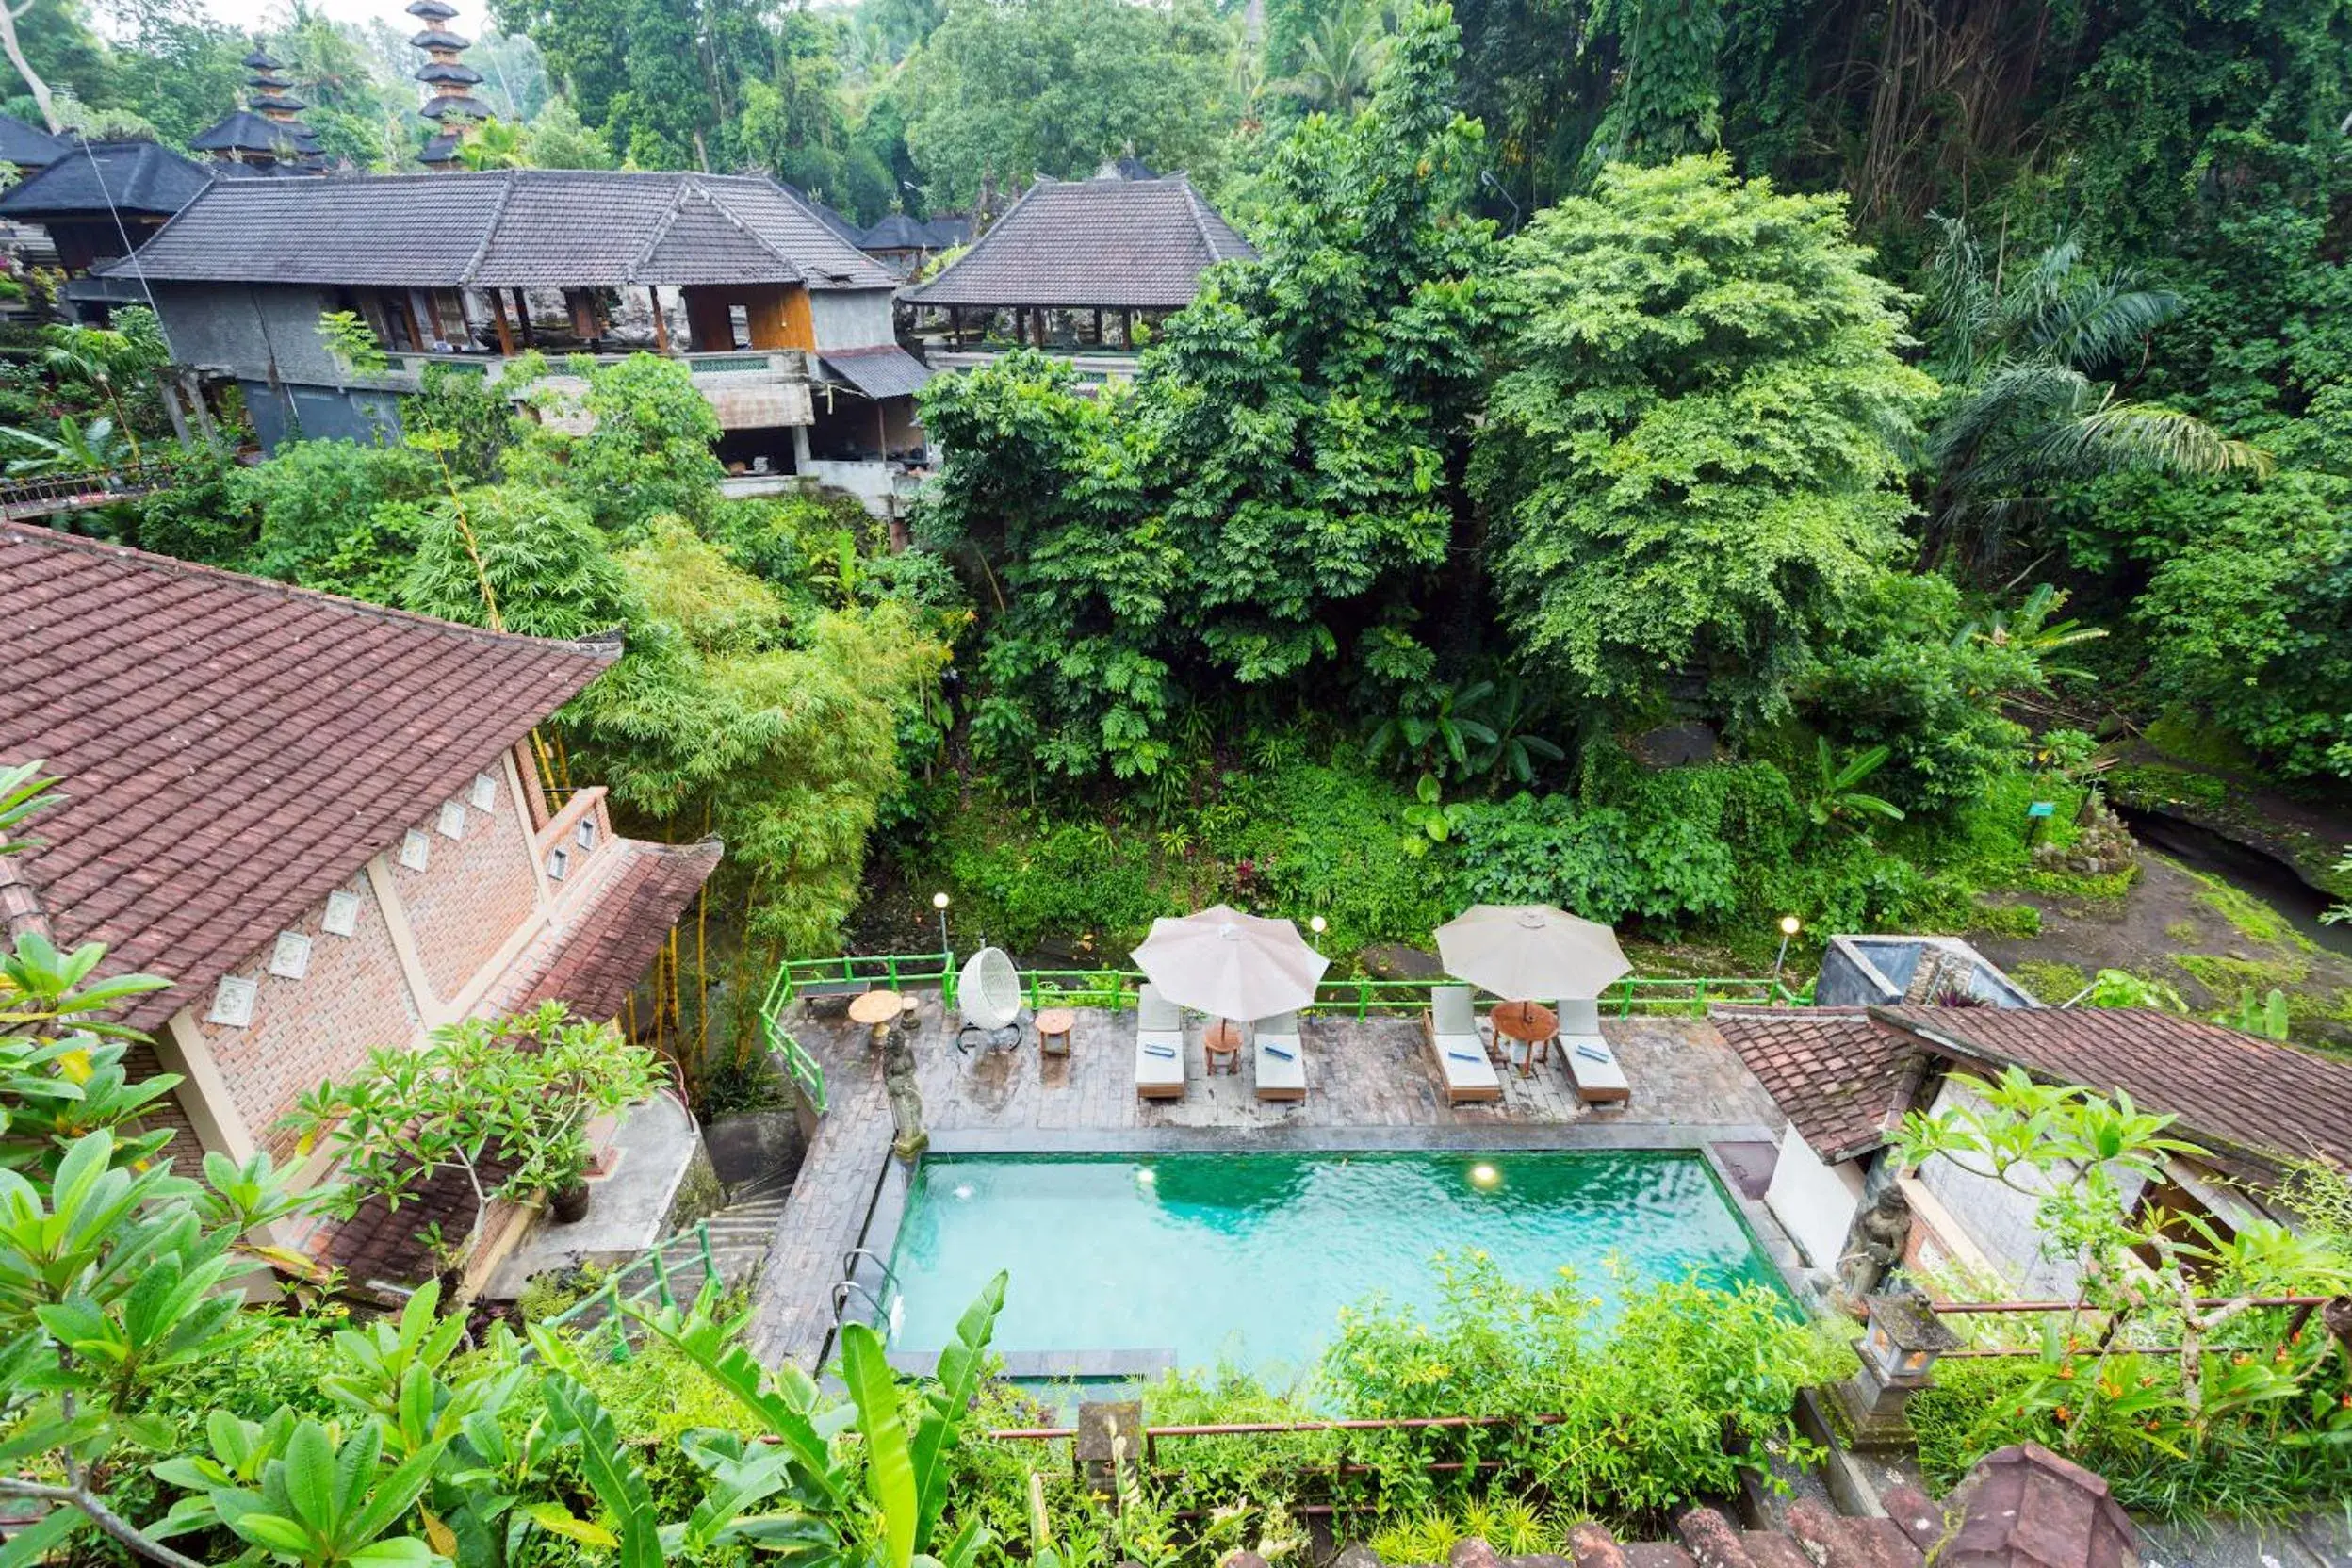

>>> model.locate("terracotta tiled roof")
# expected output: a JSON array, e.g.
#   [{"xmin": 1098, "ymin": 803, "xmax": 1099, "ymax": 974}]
[
  {"xmin": 316, "ymin": 1152, "xmax": 514, "ymax": 1290},
  {"xmin": 1, "ymin": 524, "xmax": 617, "ymax": 1030},
  {"xmin": 1712, "ymin": 1007, "xmax": 1913, "ymax": 1161},
  {"xmin": 517, "ymin": 839, "xmax": 723, "ymax": 1021},
  {"xmin": 1873, "ymin": 1004, "xmax": 2352, "ymax": 1173}
]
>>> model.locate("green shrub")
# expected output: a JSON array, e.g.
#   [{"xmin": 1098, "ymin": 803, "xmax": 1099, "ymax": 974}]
[
  {"xmin": 514, "ymin": 1262, "xmax": 612, "ymax": 1323},
  {"xmin": 1910, "ymin": 1357, "xmax": 2352, "ymax": 1519},
  {"xmin": 1801, "ymin": 574, "xmax": 2037, "ymax": 814},
  {"xmin": 1322, "ymin": 1253, "xmax": 1854, "ymax": 1529},
  {"xmin": 238, "ymin": 436, "xmax": 438, "ymax": 600},
  {"xmin": 943, "ymin": 810, "xmax": 1177, "ymax": 956},
  {"xmin": 1449, "ymin": 749, "xmax": 1805, "ymax": 935},
  {"xmin": 1212, "ymin": 759, "xmax": 1454, "ymax": 953},
  {"xmin": 1970, "ymin": 899, "xmax": 2042, "ymax": 939}
]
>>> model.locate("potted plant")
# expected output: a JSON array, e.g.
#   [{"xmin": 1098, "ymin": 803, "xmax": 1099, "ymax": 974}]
[{"xmin": 536, "ymin": 1126, "xmax": 596, "ymax": 1224}]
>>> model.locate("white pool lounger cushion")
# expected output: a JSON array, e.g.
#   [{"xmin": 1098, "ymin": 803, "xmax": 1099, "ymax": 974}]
[
  {"xmin": 1559, "ymin": 997, "xmax": 1629, "ymax": 1106},
  {"xmin": 1254, "ymin": 1010, "xmax": 1305, "ymax": 1102},
  {"xmin": 1135, "ymin": 982, "xmax": 1187, "ymax": 1100},
  {"xmin": 1423, "ymin": 984, "xmax": 1501, "ymax": 1104}
]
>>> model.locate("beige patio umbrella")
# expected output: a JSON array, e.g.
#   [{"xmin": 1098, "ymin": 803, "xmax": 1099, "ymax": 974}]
[
  {"xmin": 1434, "ymin": 903, "xmax": 1630, "ymax": 1000},
  {"xmin": 1130, "ymin": 904, "xmax": 1330, "ymax": 1022}
]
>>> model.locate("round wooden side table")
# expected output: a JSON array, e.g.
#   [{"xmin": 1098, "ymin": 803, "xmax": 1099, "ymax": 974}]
[
  {"xmin": 1037, "ymin": 1007, "xmax": 1076, "ymax": 1055},
  {"xmin": 1490, "ymin": 999, "xmax": 1558, "ymax": 1076},
  {"xmin": 1203, "ymin": 1018, "xmax": 1243, "ymax": 1075}
]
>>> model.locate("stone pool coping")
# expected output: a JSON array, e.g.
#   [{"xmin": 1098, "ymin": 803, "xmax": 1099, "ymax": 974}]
[{"xmin": 842, "ymin": 1123, "xmax": 1806, "ymax": 1380}]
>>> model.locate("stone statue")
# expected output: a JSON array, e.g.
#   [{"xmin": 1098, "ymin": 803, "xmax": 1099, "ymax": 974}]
[
  {"xmin": 1832, "ymin": 1182, "xmax": 1914, "ymax": 1317},
  {"xmin": 883, "ymin": 1022, "xmax": 928, "ymax": 1161}
]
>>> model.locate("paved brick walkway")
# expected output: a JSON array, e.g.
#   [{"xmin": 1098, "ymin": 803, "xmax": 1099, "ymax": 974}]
[{"xmin": 743, "ymin": 999, "xmax": 1786, "ymax": 1368}]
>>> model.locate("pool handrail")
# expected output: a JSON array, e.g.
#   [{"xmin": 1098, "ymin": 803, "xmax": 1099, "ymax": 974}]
[{"xmin": 832, "ymin": 1276, "xmax": 887, "ymax": 1326}]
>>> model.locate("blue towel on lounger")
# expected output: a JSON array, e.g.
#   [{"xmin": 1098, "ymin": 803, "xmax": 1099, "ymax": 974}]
[
  {"xmin": 1144, "ymin": 1043, "xmax": 1178, "ymax": 1059},
  {"xmin": 1576, "ymin": 1042, "xmax": 1610, "ymax": 1064},
  {"xmin": 1262, "ymin": 1044, "xmax": 1295, "ymax": 1061},
  {"xmin": 1446, "ymin": 1049, "xmax": 1481, "ymax": 1063}
]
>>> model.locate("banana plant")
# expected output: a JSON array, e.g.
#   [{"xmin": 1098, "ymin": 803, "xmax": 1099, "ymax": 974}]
[
  {"xmin": 1806, "ymin": 739, "xmax": 1906, "ymax": 839},
  {"xmin": 582, "ymin": 1269, "xmax": 1011, "ymax": 1567},
  {"xmin": 1367, "ymin": 680, "xmax": 1499, "ymax": 780},
  {"xmin": 2214, "ymin": 987, "xmax": 2291, "ymax": 1042},
  {"xmin": 1399, "ymin": 772, "xmax": 1459, "ymax": 855}
]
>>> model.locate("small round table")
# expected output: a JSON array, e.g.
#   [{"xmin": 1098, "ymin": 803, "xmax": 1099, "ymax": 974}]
[
  {"xmin": 848, "ymin": 988, "xmax": 904, "ymax": 1049},
  {"xmin": 1490, "ymin": 1000, "xmax": 1558, "ymax": 1077},
  {"xmin": 1203, "ymin": 1018, "xmax": 1244, "ymax": 1075},
  {"xmin": 1036, "ymin": 1007, "xmax": 1076, "ymax": 1056}
]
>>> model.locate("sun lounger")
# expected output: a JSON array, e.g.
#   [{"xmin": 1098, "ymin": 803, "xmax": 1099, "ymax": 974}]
[
  {"xmin": 1254, "ymin": 1010, "xmax": 1305, "ymax": 1102},
  {"xmin": 1135, "ymin": 983, "xmax": 1186, "ymax": 1101},
  {"xmin": 1558, "ymin": 997, "xmax": 1628, "ymax": 1106},
  {"xmin": 1423, "ymin": 985, "xmax": 1501, "ymax": 1105}
]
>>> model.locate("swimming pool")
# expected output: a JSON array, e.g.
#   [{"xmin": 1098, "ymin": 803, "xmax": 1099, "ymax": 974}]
[{"xmin": 882, "ymin": 1149, "xmax": 1779, "ymax": 1373}]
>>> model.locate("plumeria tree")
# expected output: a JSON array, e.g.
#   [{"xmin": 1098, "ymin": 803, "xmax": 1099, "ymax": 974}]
[
  {"xmin": 286, "ymin": 1002, "xmax": 663, "ymax": 1252},
  {"xmin": 1898, "ymin": 1068, "xmax": 2352, "ymax": 1462}
]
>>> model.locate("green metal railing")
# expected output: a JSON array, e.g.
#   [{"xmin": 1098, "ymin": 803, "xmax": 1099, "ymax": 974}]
[
  {"xmin": 684, "ymin": 351, "xmax": 781, "ymax": 373},
  {"xmin": 758, "ymin": 950, "xmax": 1799, "ymax": 1118},
  {"xmin": 982, "ymin": 969, "xmax": 1802, "ymax": 1018},
  {"xmin": 531, "ymin": 1219, "xmax": 715, "ymax": 1359}
]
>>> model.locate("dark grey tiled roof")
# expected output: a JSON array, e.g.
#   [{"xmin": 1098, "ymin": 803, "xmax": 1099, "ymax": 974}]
[
  {"xmin": 0, "ymin": 141, "xmax": 214, "ymax": 219},
  {"xmin": 821, "ymin": 345, "xmax": 933, "ymax": 400},
  {"xmin": 904, "ymin": 173, "xmax": 1251, "ymax": 309},
  {"xmin": 778, "ymin": 181, "xmax": 866, "ymax": 247},
  {"xmin": 190, "ymin": 110, "xmax": 320, "ymax": 155},
  {"xmin": 103, "ymin": 170, "xmax": 899, "ymax": 290},
  {"xmin": 859, "ymin": 211, "xmax": 933, "ymax": 250},
  {"xmin": 422, "ymin": 94, "xmax": 495, "ymax": 121},
  {"xmin": 923, "ymin": 214, "xmax": 973, "ymax": 248},
  {"xmin": 0, "ymin": 113, "xmax": 69, "ymax": 170}
]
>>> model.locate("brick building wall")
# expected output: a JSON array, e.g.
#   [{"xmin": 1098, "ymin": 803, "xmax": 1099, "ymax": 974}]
[
  {"xmin": 135, "ymin": 760, "xmax": 656, "ymax": 1188},
  {"xmin": 395, "ymin": 771, "xmax": 540, "ymax": 1002},
  {"xmin": 120, "ymin": 1035, "xmax": 206, "ymax": 1169},
  {"xmin": 186, "ymin": 869, "xmax": 421, "ymax": 1157}
]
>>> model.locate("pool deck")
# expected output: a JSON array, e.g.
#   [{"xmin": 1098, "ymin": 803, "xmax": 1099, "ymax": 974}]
[{"xmin": 743, "ymin": 997, "xmax": 1790, "ymax": 1369}]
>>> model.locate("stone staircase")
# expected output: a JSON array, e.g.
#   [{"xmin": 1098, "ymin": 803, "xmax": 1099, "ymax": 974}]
[{"xmin": 539, "ymin": 1192, "xmax": 789, "ymax": 1338}]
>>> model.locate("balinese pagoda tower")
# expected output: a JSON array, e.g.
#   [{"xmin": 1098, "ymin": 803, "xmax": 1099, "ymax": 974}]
[
  {"xmin": 411, "ymin": 0, "xmax": 494, "ymax": 170},
  {"xmin": 188, "ymin": 48, "xmax": 323, "ymax": 172}
]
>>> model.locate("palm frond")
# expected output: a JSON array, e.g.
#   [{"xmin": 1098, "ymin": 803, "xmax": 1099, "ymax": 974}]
[
  {"xmin": 1926, "ymin": 363, "xmax": 2093, "ymax": 477},
  {"xmin": 2032, "ymin": 400, "xmax": 2274, "ymax": 482},
  {"xmin": 2026, "ymin": 274, "xmax": 2180, "ymax": 372}
]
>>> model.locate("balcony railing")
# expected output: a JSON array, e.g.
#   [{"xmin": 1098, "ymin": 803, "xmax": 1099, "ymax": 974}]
[{"xmin": 371, "ymin": 347, "xmax": 809, "ymax": 384}]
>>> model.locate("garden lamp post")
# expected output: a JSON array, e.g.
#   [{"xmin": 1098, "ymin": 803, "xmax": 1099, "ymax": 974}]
[
  {"xmin": 1309, "ymin": 915, "xmax": 1327, "ymax": 937},
  {"xmin": 933, "ymin": 891, "xmax": 952, "ymax": 957},
  {"xmin": 1772, "ymin": 914, "xmax": 1801, "ymax": 981}
]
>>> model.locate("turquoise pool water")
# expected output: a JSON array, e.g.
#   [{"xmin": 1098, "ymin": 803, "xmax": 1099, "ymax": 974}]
[{"xmin": 883, "ymin": 1150, "xmax": 1778, "ymax": 1373}]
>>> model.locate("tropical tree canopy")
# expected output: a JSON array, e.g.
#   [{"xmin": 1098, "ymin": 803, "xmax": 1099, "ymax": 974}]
[{"xmin": 1473, "ymin": 154, "xmax": 1936, "ymax": 733}]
